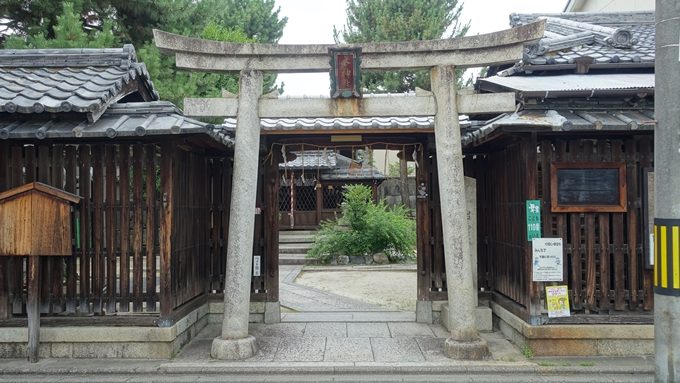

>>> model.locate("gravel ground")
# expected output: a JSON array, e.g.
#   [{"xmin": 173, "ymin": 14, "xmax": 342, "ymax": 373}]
[{"xmin": 294, "ymin": 269, "xmax": 417, "ymax": 311}]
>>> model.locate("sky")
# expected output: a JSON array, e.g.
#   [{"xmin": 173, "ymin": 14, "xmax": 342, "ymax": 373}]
[{"xmin": 274, "ymin": 0, "xmax": 566, "ymax": 97}]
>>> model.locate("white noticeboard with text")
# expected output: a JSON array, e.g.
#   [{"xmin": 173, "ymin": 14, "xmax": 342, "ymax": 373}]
[{"xmin": 532, "ymin": 238, "xmax": 564, "ymax": 282}]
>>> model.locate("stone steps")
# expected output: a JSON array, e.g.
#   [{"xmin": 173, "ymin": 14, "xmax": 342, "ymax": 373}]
[
  {"xmin": 278, "ymin": 235, "xmax": 316, "ymax": 243},
  {"xmin": 279, "ymin": 243, "xmax": 314, "ymax": 253},
  {"xmin": 279, "ymin": 230, "xmax": 317, "ymax": 237},
  {"xmin": 279, "ymin": 230, "xmax": 317, "ymax": 265}
]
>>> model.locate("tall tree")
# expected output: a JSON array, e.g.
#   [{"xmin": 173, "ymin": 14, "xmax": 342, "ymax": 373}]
[
  {"xmin": 335, "ymin": 0, "xmax": 469, "ymax": 93},
  {"xmin": 0, "ymin": 0, "xmax": 166, "ymax": 48},
  {"xmin": 3, "ymin": 2, "xmax": 116, "ymax": 49}
]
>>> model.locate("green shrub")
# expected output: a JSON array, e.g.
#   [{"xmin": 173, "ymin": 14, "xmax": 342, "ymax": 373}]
[{"xmin": 307, "ymin": 184, "xmax": 416, "ymax": 263}]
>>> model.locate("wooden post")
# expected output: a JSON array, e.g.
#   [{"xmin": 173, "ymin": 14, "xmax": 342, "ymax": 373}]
[
  {"xmin": 400, "ymin": 153, "xmax": 409, "ymax": 208},
  {"xmin": 290, "ymin": 171, "xmax": 295, "ymax": 229},
  {"xmin": 525, "ymin": 133, "xmax": 542, "ymax": 324},
  {"xmin": 315, "ymin": 183, "xmax": 323, "ymax": 226},
  {"xmin": 27, "ymin": 255, "xmax": 40, "ymax": 363},
  {"xmin": 264, "ymin": 149, "xmax": 281, "ymax": 304},
  {"xmin": 416, "ymin": 143, "xmax": 432, "ymax": 301},
  {"xmin": 159, "ymin": 142, "xmax": 175, "ymax": 326}
]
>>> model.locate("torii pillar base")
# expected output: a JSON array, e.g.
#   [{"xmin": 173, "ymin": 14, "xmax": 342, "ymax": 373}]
[
  {"xmin": 444, "ymin": 337, "xmax": 490, "ymax": 360},
  {"xmin": 211, "ymin": 336, "xmax": 257, "ymax": 360}
]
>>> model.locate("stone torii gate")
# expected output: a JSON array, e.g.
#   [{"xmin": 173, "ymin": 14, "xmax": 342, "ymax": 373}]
[{"xmin": 154, "ymin": 21, "xmax": 544, "ymax": 360}]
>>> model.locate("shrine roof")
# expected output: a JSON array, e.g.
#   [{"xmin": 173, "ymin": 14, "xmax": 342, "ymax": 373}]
[
  {"xmin": 280, "ymin": 150, "xmax": 385, "ymax": 180},
  {"xmin": 478, "ymin": 73, "xmax": 654, "ymax": 96},
  {"xmin": 222, "ymin": 116, "xmax": 470, "ymax": 133},
  {"xmin": 462, "ymin": 108, "xmax": 655, "ymax": 148},
  {"xmin": 498, "ymin": 11, "xmax": 654, "ymax": 76},
  {"xmin": 0, "ymin": 45, "xmax": 159, "ymax": 122},
  {"xmin": 0, "ymin": 101, "xmax": 233, "ymax": 147}
]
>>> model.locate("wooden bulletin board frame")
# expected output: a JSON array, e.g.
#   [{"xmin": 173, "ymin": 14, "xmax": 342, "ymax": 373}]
[{"xmin": 550, "ymin": 162, "xmax": 627, "ymax": 213}]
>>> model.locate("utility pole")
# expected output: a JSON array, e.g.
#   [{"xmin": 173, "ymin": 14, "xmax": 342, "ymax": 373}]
[{"xmin": 654, "ymin": 1, "xmax": 680, "ymax": 381}]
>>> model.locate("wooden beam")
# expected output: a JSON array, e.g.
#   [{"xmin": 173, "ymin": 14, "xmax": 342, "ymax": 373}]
[{"xmin": 184, "ymin": 93, "xmax": 516, "ymax": 118}]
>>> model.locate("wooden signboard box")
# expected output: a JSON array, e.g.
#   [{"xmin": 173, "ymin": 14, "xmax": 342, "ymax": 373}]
[{"xmin": 0, "ymin": 182, "xmax": 80, "ymax": 363}]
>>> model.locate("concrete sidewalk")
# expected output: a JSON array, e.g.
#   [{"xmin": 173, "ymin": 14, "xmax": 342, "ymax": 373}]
[{"xmin": 0, "ymin": 322, "xmax": 655, "ymax": 382}]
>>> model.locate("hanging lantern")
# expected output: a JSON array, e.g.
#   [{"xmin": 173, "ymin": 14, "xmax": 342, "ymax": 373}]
[{"xmin": 329, "ymin": 48, "xmax": 362, "ymax": 98}]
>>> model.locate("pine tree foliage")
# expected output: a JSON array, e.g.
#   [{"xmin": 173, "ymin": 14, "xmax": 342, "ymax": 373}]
[{"xmin": 334, "ymin": 0, "xmax": 469, "ymax": 93}]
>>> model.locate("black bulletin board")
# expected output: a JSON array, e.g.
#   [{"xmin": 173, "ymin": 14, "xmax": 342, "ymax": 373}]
[{"xmin": 550, "ymin": 162, "xmax": 627, "ymax": 213}]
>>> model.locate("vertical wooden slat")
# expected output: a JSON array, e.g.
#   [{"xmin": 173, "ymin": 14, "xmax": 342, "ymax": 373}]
[
  {"xmin": 10, "ymin": 145, "xmax": 25, "ymax": 314},
  {"xmin": 639, "ymin": 137, "xmax": 654, "ymax": 311},
  {"xmin": 265, "ymin": 149, "xmax": 281, "ymax": 302},
  {"xmin": 105, "ymin": 146, "xmax": 117, "ymax": 314},
  {"xmin": 611, "ymin": 140, "xmax": 626, "ymax": 310},
  {"xmin": 132, "ymin": 144, "xmax": 144, "ymax": 312},
  {"xmin": 252, "ymin": 161, "xmax": 264, "ymax": 294},
  {"xmin": 0, "ymin": 142, "xmax": 9, "ymax": 319},
  {"xmin": 78, "ymin": 146, "xmax": 91, "ymax": 314},
  {"xmin": 92, "ymin": 145, "xmax": 104, "ymax": 314},
  {"xmin": 431, "ymin": 150, "xmax": 444, "ymax": 293},
  {"xmin": 568, "ymin": 140, "xmax": 583, "ymax": 310},
  {"xmin": 119, "ymin": 144, "xmax": 130, "ymax": 312},
  {"xmin": 37, "ymin": 145, "xmax": 51, "ymax": 314},
  {"xmin": 26, "ymin": 255, "xmax": 40, "ymax": 363},
  {"xmin": 525, "ymin": 135, "xmax": 541, "ymax": 322},
  {"xmin": 210, "ymin": 161, "xmax": 221, "ymax": 291},
  {"xmin": 51, "ymin": 144, "xmax": 65, "ymax": 314},
  {"xmin": 598, "ymin": 140, "xmax": 611, "ymax": 311},
  {"xmin": 221, "ymin": 158, "xmax": 233, "ymax": 293},
  {"xmin": 64, "ymin": 146, "xmax": 77, "ymax": 313},
  {"xmin": 145, "ymin": 145, "xmax": 157, "ymax": 311},
  {"xmin": 159, "ymin": 142, "xmax": 174, "ymax": 322},
  {"xmin": 582, "ymin": 140, "xmax": 597, "ymax": 311},
  {"xmin": 625, "ymin": 139, "xmax": 639, "ymax": 310}
]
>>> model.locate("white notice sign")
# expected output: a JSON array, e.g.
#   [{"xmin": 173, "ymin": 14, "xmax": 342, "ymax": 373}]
[
  {"xmin": 532, "ymin": 238, "xmax": 563, "ymax": 282},
  {"xmin": 253, "ymin": 256, "xmax": 261, "ymax": 277}
]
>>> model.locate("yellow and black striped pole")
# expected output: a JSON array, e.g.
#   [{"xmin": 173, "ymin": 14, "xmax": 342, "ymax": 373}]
[{"xmin": 654, "ymin": 219, "xmax": 680, "ymax": 296}]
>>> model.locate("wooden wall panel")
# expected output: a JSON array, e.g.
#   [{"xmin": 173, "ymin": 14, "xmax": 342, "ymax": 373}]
[{"xmin": 471, "ymin": 136, "xmax": 654, "ymax": 320}]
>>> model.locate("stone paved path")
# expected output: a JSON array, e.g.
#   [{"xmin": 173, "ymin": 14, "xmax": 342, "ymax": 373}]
[{"xmin": 174, "ymin": 322, "xmax": 524, "ymax": 364}]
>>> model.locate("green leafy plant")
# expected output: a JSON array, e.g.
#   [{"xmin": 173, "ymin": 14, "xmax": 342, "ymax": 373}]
[
  {"xmin": 308, "ymin": 184, "xmax": 416, "ymax": 263},
  {"xmin": 521, "ymin": 343, "xmax": 534, "ymax": 359}
]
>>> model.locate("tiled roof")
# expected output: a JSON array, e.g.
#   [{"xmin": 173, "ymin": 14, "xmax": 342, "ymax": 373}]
[
  {"xmin": 324, "ymin": 153, "xmax": 385, "ymax": 180},
  {"xmin": 280, "ymin": 150, "xmax": 336, "ymax": 170},
  {"xmin": 462, "ymin": 108, "xmax": 655, "ymax": 147},
  {"xmin": 223, "ymin": 116, "xmax": 438, "ymax": 132},
  {"xmin": 499, "ymin": 11, "xmax": 654, "ymax": 76},
  {"xmin": 0, "ymin": 101, "xmax": 233, "ymax": 147},
  {"xmin": 222, "ymin": 116, "xmax": 472, "ymax": 132},
  {"xmin": 280, "ymin": 150, "xmax": 385, "ymax": 180},
  {"xmin": 0, "ymin": 45, "xmax": 159, "ymax": 122}
]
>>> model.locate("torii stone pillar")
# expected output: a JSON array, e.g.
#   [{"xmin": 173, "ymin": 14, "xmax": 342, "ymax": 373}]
[
  {"xmin": 211, "ymin": 70, "xmax": 263, "ymax": 360},
  {"xmin": 431, "ymin": 66, "xmax": 489, "ymax": 359}
]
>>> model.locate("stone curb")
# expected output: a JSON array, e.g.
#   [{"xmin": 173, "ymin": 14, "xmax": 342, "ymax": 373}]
[{"xmin": 0, "ymin": 360, "xmax": 655, "ymax": 376}]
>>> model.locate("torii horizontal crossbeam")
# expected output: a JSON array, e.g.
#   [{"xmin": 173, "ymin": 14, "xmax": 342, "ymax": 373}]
[
  {"xmin": 184, "ymin": 92, "xmax": 516, "ymax": 119},
  {"xmin": 153, "ymin": 21, "xmax": 545, "ymax": 73}
]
